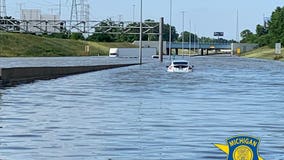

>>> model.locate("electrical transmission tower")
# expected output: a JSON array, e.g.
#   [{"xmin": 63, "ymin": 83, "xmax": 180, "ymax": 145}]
[
  {"xmin": 70, "ymin": 0, "xmax": 89, "ymax": 27},
  {"xmin": 70, "ymin": 0, "xmax": 78, "ymax": 23},
  {"xmin": 80, "ymin": 0, "xmax": 89, "ymax": 22},
  {"xmin": 69, "ymin": 0, "xmax": 89, "ymax": 32},
  {"xmin": 0, "ymin": 0, "xmax": 7, "ymax": 17}
]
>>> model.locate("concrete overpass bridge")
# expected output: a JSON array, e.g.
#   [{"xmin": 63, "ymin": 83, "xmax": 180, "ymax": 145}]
[{"xmin": 167, "ymin": 42, "xmax": 231, "ymax": 55}]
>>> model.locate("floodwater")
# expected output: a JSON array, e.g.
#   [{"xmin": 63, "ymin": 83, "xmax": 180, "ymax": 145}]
[{"xmin": 0, "ymin": 55, "xmax": 284, "ymax": 160}]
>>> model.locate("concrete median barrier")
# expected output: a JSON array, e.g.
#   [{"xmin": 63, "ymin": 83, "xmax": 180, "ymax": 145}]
[{"xmin": 0, "ymin": 63, "xmax": 138, "ymax": 87}]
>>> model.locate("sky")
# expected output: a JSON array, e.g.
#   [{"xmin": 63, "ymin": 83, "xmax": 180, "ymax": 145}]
[{"xmin": 5, "ymin": 0, "xmax": 284, "ymax": 40}]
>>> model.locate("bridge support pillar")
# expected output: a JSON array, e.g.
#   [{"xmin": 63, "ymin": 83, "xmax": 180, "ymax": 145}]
[
  {"xmin": 201, "ymin": 49, "xmax": 204, "ymax": 56},
  {"xmin": 175, "ymin": 48, "xmax": 179, "ymax": 55},
  {"xmin": 159, "ymin": 17, "xmax": 164, "ymax": 62}
]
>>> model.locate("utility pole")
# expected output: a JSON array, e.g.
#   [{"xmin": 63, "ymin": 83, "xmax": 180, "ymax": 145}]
[{"xmin": 0, "ymin": 0, "xmax": 7, "ymax": 18}]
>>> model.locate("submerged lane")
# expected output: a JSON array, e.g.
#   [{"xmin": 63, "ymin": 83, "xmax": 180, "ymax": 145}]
[{"xmin": 0, "ymin": 55, "xmax": 284, "ymax": 160}]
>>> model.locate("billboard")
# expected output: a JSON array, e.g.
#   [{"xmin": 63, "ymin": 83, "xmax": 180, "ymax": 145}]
[{"xmin": 214, "ymin": 32, "xmax": 224, "ymax": 36}]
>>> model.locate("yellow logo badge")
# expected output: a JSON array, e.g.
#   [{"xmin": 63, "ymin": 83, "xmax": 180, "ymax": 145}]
[{"xmin": 215, "ymin": 135, "xmax": 264, "ymax": 160}]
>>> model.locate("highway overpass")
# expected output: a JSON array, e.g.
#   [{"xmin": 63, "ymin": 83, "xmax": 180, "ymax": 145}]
[{"xmin": 167, "ymin": 42, "xmax": 231, "ymax": 55}]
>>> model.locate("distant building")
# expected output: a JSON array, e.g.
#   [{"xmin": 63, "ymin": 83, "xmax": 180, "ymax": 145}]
[
  {"xmin": 21, "ymin": 9, "xmax": 41, "ymax": 20},
  {"xmin": 20, "ymin": 9, "xmax": 61, "ymax": 33},
  {"xmin": 41, "ymin": 14, "xmax": 61, "ymax": 33}
]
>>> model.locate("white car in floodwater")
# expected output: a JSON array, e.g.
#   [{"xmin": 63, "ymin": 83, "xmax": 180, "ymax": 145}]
[{"xmin": 167, "ymin": 60, "xmax": 193, "ymax": 73}]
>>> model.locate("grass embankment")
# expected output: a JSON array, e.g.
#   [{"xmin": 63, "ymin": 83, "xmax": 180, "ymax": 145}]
[
  {"xmin": 242, "ymin": 46, "xmax": 284, "ymax": 61},
  {"xmin": 0, "ymin": 32, "xmax": 137, "ymax": 57}
]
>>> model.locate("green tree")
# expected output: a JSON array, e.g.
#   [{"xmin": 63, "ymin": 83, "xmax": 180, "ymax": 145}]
[
  {"xmin": 163, "ymin": 24, "xmax": 179, "ymax": 42},
  {"xmin": 87, "ymin": 19, "xmax": 179, "ymax": 43},
  {"xmin": 252, "ymin": 24, "xmax": 269, "ymax": 46},
  {"xmin": 45, "ymin": 33, "xmax": 69, "ymax": 39},
  {"xmin": 256, "ymin": 24, "xmax": 268, "ymax": 37},
  {"xmin": 199, "ymin": 37, "xmax": 213, "ymax": 43},
  {"xmin": 141, "ymin": 19, "xmax": 179, "ymax": 42},
  {"xmin": 255, "ymin": 34, "xmax": 271, "ymax": 47},
  {"xmin": 70, "ymin": 33, "xmax": 85, "ymax": 40},
  {"xmin": 177, "ymin": 31, "xmax": 198, "ymax": 42},
  {"xmin": 87, "ymin": 18, "xmax": 120, "ymax": 42},
  {"xmin": 240, "ymin": 29, "xmax": 256, "ymax": 43},
  {"xmin": 87, "ymin": 33, "xmax": 114, "ymax": 42},
  {"xmin": 268, "ymin": 6, "xmax": 284, "ymax": 46}
]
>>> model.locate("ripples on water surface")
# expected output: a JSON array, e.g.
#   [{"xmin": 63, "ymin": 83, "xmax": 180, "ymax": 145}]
[{"xmin": 1, "ymin": 56, "xmax": 284, "ymax": 160}]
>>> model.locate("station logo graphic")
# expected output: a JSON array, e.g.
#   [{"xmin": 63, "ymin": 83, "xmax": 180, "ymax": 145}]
[{"xmin": 215, "ymin": 135, "xmax": 263, "ymax": 160}]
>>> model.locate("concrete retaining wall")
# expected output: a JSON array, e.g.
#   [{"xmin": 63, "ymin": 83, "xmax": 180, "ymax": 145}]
[
  {"xmin": 0, "ymin": 63, "xmax": 138, "ymax": 87},
  {"xmin": 109, "ymin": 48, "xmax": 157, "ymax": 58},
  {"xmin": 231, "ymin": 43, "xmax": 258, "ymax": 55}
]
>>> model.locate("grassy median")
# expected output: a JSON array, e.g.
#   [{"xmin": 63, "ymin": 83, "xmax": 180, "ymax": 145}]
[{"xmin": 242, "ymin": 46, "xmax": 284, "ymax": 61}]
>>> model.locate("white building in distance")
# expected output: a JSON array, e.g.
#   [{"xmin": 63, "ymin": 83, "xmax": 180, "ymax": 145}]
[{"xmin": 20, "ymin": 9, "xmax": 61, "ymax": 33}]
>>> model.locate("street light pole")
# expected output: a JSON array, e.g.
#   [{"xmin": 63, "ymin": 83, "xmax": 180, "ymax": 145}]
[
  {"xmin": 181, "ymin": 11, "xmax": 185, "ymax": 58},
  {"xmin": 189, "ymin": 19, "xmax": 191, "ymax": 56},
  {"xmin": 169, "ymin": 0, "xmax": 172, "ymax": 61},
  {"xmin": 139, "ymin": 0, "xmax": 143, "ymax": 65},
  {"xmin": 236, "ymin": 9, "xmax": 239, "ymax": 43},
  {"xmin": 132, "ymin": 4, "xmax": 135, "ymax": 23}
]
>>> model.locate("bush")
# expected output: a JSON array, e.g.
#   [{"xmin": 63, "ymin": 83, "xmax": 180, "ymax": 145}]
[{"xmin": 274, "ymin": 55, "xmax": 283, "ymax": 60}]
